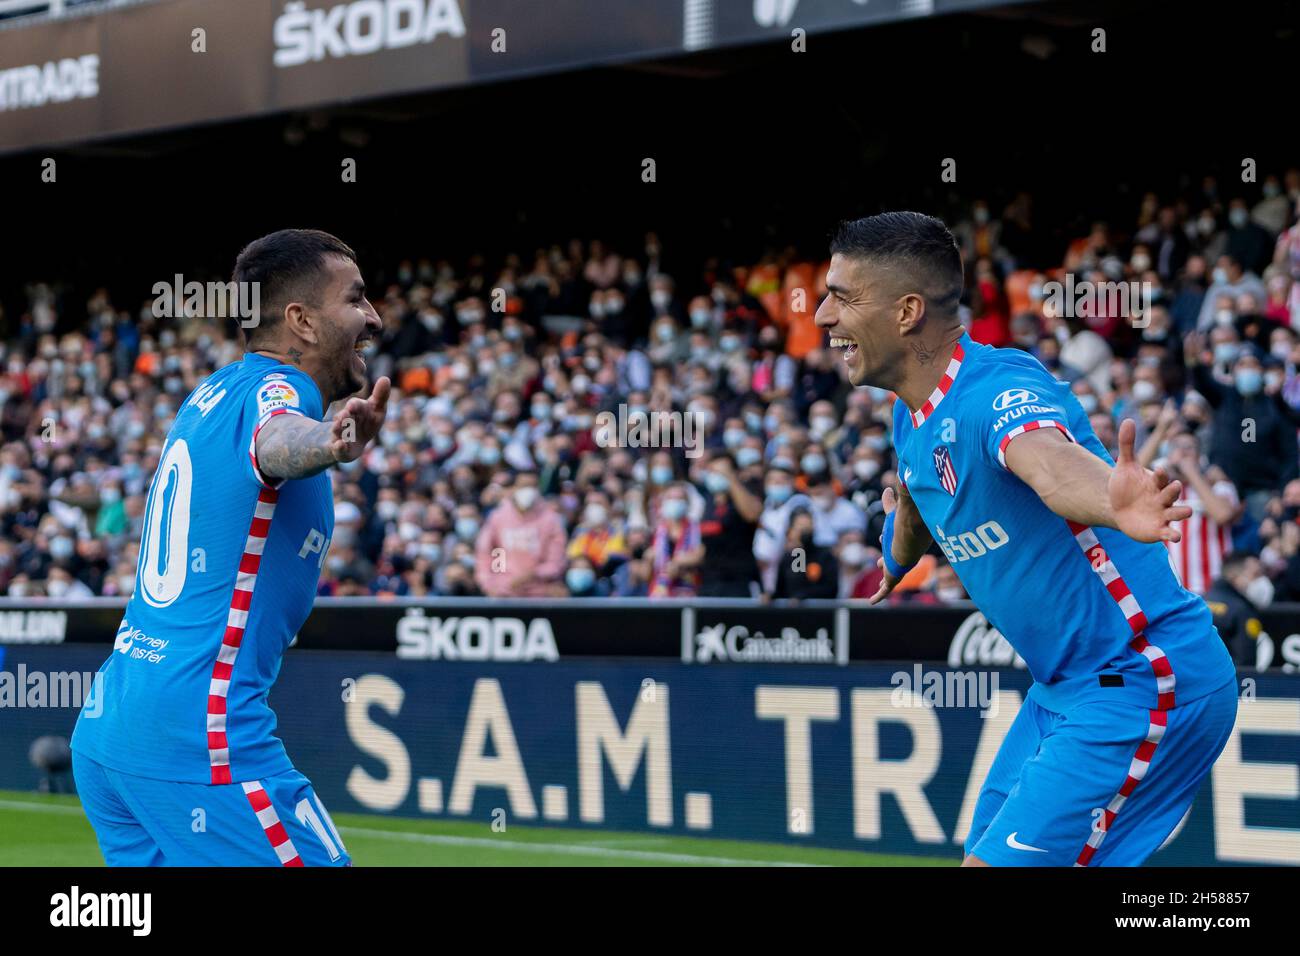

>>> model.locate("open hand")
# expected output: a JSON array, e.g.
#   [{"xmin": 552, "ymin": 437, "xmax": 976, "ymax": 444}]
[
  {"xmin": 329, "ymin": 376, "xmax": 391, "ymax": 464},
  {"xmin": 1110, "ymin": 419, "xmax": 1191, "ymax": 543}
]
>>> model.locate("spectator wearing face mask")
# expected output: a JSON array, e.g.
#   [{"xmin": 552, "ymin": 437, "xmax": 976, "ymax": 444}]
[
  {"xmin": 640, "ymin": 450, "xmax": 706, "ymax": 521},
  {"xmin": 647, "ymin": 483, "xmax": 704, "ymax": 598},
  {"xmin": 566, "ymin": 492, "xmax": 628, "ymax": 579},
  {"xmin": 647, "ymin": 316, "xmax": 688, "ymax": 366},
  {"xmin": 693, "ymin": 454, "xmax": 763, "ymax": 597},
  {"xmin": 1263, "ymin": 273, "xmax": 1293, "ymax": 326},
  {"xmin": 44, "ymin": 564, "xmax": 95, "ymax": 600},
  {"xmin": 1186, "ymin": 339, "xmax": 1299, "ymax": 518},
  {"xmin": 647, "ymin": 274, "xmax": 684, "ymax": 327},
  {"xmin": 685, "ymin": 295, "xmax": 718, "ymax": 340},
  {"xmin": 806, "ymin": 400, "xmax": 841, "ymax": 448},
  {"xmin": 930, "ymin": 560, "xmax": 968, "ymax": 603},
  {"xmin": 94, "ymin": 480, "xmax": 128, "ymax": 538},
  {"xmin": 952, "ymin": 200, "xmax": 1007, "ymax": 267},
  {"xmin": 473, "ymin": 471, "xmax": 568, "ymax": 598},
  {"xmin": 844, "ymin": 447, "xmax": 885, "ymax": 502},
  {"xmin": 1234, "ymin": 292, "xmax": 1285, "ymax": 354},
  {"xmin": 794, "ymin": 443, "xmax": 834, "ymax": 494},
  {"xmin": 1253, "ymin": 176, "xmax": 1293, "ymax": 236},
  {"xmin": 1140, "ymin": 421, "xmax": 1243, "ymax": 595},
  {"xmin": 968, "ymin": 258, "xmax": 1011, "ymax": 347},
  {"xmin": 564, "ymin": 555, "xmax": 606, "ymax": 598},
  {"xmin": 804, "ymin": 477, "xmax": 867, "ymax": 547},
  {"xmin": 835, "ymin": 532, "xmax": 877, "ymax": 599},
  {"xmin": 753, "ymin": 465, "xmax": 807, "ymax": 593},
  {"xmin": 772, "ymin": 507, "xmax": 838, "ymax": 600},
  {"xmin": 6, "ymin": 573, "xmax": 40, "ymax": 598},
  {"xmin": 1197, "ymin": 256, "xmax": 1268, "ymax": 331},
  {"xmin": 1204, "ymin": 553, "xmax": 1273, "ymax": 666},
  {"xmin": 1223, "ymin": 198, "xmax": 1275, "ymax": 276},
  {"xmin": 752, "ymin": 327, "xmax": 797, "ymax": 402}
]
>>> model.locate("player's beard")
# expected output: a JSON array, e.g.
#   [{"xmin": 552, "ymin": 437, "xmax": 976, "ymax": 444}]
[
  {"xmin": 325, "ymin": 323, "xmax": 367, "ymax": 404},
  {"xmin": 850, "ymin": 337, "xmax": 902, "ymax": 393},
  {"xmin": 847, "ymin": 343, "xmax": 880, "ymax": 390}
]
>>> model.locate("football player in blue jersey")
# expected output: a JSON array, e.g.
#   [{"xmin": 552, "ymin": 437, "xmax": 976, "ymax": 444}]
[
  {"xmin": 72, "ymin": 229, "xmax": 389, "ymax": 865},
  {"xmin": 815, "ymin": 212, "xmax": 1238, "ymax": 866}
]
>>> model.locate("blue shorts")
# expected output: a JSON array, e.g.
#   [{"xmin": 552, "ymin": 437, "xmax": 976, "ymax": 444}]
[
  {"xmin": 73, "ymin": 751, "xmax": 351, "ymax": 867},
  {"xmin": 965, "ymin": 679, "xmax": 1237, "ymax": 866}
]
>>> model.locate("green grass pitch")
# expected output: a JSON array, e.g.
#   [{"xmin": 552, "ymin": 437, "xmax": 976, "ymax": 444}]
[{"xmin": 0, "ymin": 789, "xmax": 952, "ymax": 867}]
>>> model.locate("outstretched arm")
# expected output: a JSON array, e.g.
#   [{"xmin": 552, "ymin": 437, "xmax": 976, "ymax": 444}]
[
  {"xmin": 257, "ymin": 377, "xmax": 391, "ymax": 481},
  {"xmin": 1004, "ymin": 418, "xmax": 1191, "ymax": 543}
]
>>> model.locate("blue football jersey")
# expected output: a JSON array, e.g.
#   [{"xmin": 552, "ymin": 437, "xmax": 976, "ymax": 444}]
[
  {"xmin": 72, "ymin": 353, "xmax": 335, "ymax": 784},
  {"xmin": 892, "ymin": 333, "xmax": 1235, "ymax": 713}
]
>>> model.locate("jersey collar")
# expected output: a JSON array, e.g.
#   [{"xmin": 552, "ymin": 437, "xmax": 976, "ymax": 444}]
[{"xmin": 910, "ymin": 336, "xmax": 968, "ymax": 428}]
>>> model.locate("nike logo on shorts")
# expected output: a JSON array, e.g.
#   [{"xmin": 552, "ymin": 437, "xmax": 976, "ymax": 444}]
[{"xmin": 1006, "ymin": 832, "xmax": 1048, "ymax": 852}]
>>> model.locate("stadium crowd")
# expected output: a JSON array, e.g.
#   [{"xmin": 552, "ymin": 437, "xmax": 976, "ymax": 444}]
[{"xmin": 3, "ymin": 171, "xmax": 1300, "ymax": 662}]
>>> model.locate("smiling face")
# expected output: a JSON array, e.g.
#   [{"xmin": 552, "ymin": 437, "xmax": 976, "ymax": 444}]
[
  {"xmin": 820, "ymin": 213, "xmax": 966, "ymax": 398},
  {"xmin": 815, "ymin": 253, "xmax": 910, "ymax": 388},
  {"xmin": 314, "ymin": 255, "xmax": 381, "ymax": 402},
  {"xmin": 237, "ymin": 229, "xmax": 380, "ymax": 404}
]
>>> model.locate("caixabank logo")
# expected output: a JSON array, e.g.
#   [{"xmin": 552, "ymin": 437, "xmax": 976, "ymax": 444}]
[{"xmin": 691, "ymin": 622, "xmax": 835, "ymax": 663}]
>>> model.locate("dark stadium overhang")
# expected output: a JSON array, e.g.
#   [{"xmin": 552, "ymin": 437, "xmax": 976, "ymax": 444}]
[{"xmin": 0, "ymin": 0, "xmax": 1053, "ymax": 155}]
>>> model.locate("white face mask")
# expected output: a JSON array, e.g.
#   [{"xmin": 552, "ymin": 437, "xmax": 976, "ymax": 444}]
[
  {"xmin": 840, "ymin": 543, "xmax": 867, "ymax": 567},
  {"xmin": 810, "ymin": 416, "xmax": 836, "ymax": 437},
  {"xmin": 513, "ymin": 487, "xmax": 538, "ymax": 510},
  {"xmin": 853, "ymin": 459, "xmax": 880, "ymax": 481},
  {"xmin": 1245, "ymin": 575, "xmax": 1274, "ymax": 609},
  {"xmin": 1131, "ymin": 380, "xmax": 1158, "ymax": 403}
]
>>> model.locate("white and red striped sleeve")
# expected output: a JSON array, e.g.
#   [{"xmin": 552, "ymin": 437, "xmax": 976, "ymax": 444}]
[
  {"xmin": 972, "ymin": 364, "xmax": 1078, "ymax": 471},
  {"xmin": 242, "ymin": 370, "xmax": 318, "ymax": 490},
  {"xmin": 995, "ymin": 417, "xmax": 1078, "ymax": 469}
]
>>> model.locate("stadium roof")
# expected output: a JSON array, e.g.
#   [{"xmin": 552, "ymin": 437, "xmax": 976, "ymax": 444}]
[{"xmin": 0, "ymin": 0, "xmax": 1047, "ymax": 154}]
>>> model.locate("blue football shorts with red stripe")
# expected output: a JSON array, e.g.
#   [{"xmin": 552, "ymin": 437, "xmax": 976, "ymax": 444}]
[
  {"xmin": 73, "ymin": 750, "xmax": 351, "ymax": 867},
  {"xmin": 964, "ymin": 672, "xmax": 1237, "ymax": 867}
]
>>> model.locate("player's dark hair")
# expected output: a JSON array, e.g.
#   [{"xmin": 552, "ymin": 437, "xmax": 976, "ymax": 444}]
[
  {"xmin": 233, "ymin": 228, "xmax": 356, "ymax": 347},
  {"xmin": 830, "ymin": 212, "xmax": 963, "ymax": 314}
]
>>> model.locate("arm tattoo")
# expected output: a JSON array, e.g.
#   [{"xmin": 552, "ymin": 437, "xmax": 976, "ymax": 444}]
[{"xmin": 256, "ymin": 414, "xmax": 336, "ymax": 480}]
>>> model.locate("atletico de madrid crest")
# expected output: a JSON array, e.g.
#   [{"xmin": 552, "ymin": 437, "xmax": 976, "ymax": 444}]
[{"xmin": 933, "ymin": 445, "xmax": 958, "ymax": 495}]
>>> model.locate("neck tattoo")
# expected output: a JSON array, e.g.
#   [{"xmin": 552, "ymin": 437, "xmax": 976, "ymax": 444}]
[
  {"xmin": 909, "ymin": 340, "xmax": 938, "ymax": 366},
  {"xmin": 287, "ymin": 347, "xmax": 303, "ymax": 365}
]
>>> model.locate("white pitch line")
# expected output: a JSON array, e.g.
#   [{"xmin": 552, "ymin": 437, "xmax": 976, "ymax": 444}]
[
  {"xmin": 338, "ymin": 825, "xmax": 824, "ymax": 867},
  {"xmin": 0, "ymin": 798, "xmax": 84, "ymax": 815},
  {"xmin": 0, "ymin": 799, "xmax": 826, "ymax": 867},
  {"xmin": 580, "ymin": 836, "xmax": 675, "ymax": 849}
]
